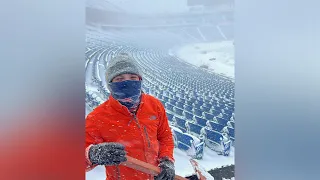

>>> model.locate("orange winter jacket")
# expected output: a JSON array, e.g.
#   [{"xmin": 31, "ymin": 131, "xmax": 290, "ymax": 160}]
[{"xmin": 85, "ymin": 93, "xmax": 174, "ymax": 180}]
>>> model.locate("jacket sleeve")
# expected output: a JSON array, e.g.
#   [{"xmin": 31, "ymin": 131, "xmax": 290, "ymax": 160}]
[
  {"xmin": 85, "ymin": 113, "xmax": 104, "ymax": 171},
  {"xmin": 157, "ymin": 102, "xmax": 175, "ymax": 163}
]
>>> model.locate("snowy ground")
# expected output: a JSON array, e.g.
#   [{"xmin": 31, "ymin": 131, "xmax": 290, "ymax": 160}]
[{"xmin": 174, "ymin": 41, "xmax": 234, "ymax": 79}]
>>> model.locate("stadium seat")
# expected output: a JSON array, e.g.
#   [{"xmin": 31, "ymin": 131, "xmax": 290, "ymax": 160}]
[
  {"xmin": 176, "ymin": 101, "xmax": 184, "ymax": 108},
  {"xmin": 166, "ymin": 103, "xmax": 174, "ymax": 112},
  {"xmin": 203, "ymin": 129, "xmax": 223, "ymax": 145},
  {"xmin": 188, "ymin": 122, "xmax": 202, "ymax": 136},
  {"xmin": 208, "ymin": 121, "xmax": 225, "ymax": 132},
  {"xmin": 184, "ymin": 111, "xmax": 194, "ymax": 121},
  {"xmin": 184, "ymin": 105, "xmax": 193, "ymax": 112},
  {"xmin": 195, "ymin": 116, "xmax": 207, "ymax": 127},
  {"xmin": 174, "ymin": 107, "xmax": 184, "ymax": 116},
  {"xmin": 204, "ymin": 112, "xmax": 215, "ymax": 120},
  {"xmin": 227, "ymin": 127, "xmax": 235, "ymax": 138},
  {"xmin": 173, "ymin": 117, "xmax": 186, "ymax": 132},
  {"xmin": 216, "ymin": 117, "xmax": 228, "ymax": 126},
  {"xmin": 173, "ymin": 130, "xmax": 196, "ymax": 151},
  {"xmin": 194, "ymin": 109, "xmax": 203, "ymax": 117},
  {"xmin": 166, "ymin": 112, "xmax": 174, "ymax": 122}
]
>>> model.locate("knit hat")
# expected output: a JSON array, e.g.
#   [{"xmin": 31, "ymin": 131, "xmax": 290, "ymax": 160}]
[{"xmin": 106, "ymin": 53, "xmax": 142, "ymax": 83}]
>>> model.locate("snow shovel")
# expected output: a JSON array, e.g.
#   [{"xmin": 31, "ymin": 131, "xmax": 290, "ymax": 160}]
[
  {"xmin": 121, "ymin": 155, "xmax": 188, "ymax": 180},
  {"xmin": 189, "ymin": 159, "xmax": 215, "ymax": 180}
]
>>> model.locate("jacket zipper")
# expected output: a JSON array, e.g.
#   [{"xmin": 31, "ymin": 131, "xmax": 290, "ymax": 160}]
[
  {"xmin": 116, "ymin": 165, "xmax": 120, "ymax": 180},
  {"xmin": 133, "ymin": 113, "xmax": 141, "ymax": 128},
  {"xmin": 132, "ymin": 112, "xmax": 150, "ymax": 163},
  {"xmin": 143, "ymin": 126, "xmax": 151, "ymax": 148}
]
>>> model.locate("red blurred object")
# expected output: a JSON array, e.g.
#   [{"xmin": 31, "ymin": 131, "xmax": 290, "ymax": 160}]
[{"xmin": 0, "ymin": 103, "xmax": 85, "ymax": 180}]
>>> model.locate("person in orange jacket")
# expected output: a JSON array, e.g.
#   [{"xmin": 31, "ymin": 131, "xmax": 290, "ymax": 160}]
[{"xmin": 85, "ymin": 53, "xmax": 175, "ymax": 180}]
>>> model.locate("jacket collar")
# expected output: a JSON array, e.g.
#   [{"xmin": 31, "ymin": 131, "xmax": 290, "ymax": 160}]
[{"xmin": 108, "ymin": 92, "xmax": 145, "ymax": 116}]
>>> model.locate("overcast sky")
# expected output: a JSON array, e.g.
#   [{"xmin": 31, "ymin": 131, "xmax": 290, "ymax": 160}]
[{"xmin": 87, "ymin": 0, "xmax": 189, "ymax": 14}]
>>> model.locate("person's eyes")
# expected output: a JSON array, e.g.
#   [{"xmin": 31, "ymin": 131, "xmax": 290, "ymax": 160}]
[{"xmin": 115, "ymin": 78, "xmax": 123, "ymax": 81}]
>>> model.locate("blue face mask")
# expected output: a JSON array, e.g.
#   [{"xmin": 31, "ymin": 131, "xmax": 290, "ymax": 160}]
[{"xmin": 109, "ymin": 80, "xmax": 142, "ymax": 109}]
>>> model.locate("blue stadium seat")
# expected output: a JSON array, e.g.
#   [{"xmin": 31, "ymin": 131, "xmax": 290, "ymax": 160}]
[
  {"xmin": 216, "ymin": 117, "xmax": 228, "ymax": 126},
  {"xmin": 173, "ymin": 130, "xmax": 195, "ymax": 151},
  {"xmin": 144, "ymin": 87, "xmax": 150, "ymax": 93},
  {"xmin": 230, "ymin": 121, "xmax": 235, "ymax": 128},
  {"xmin": 169, "ymin": 98, "xmax": 176, "ymax": 105},
  {"xmin": 189, "ymin": 98, "xmax": 196, "ymax": 104},
  {"xmin": 197, "ymin": 100, "xmax": 204, "ymax": 106},
  {"xmin": 211, "ymin": 110, "xmax": 220, "ymax": 116},
  {"xmin": 178, "ymin": 98, "xmax": 186, "ymax": 104},
  {"xmin": 208, "ymin": 121, "xmax": 225, "ymax": 132},
  {"xmin": 177, "ymin": 142, "xmax": 190, "ymax": 151},
  {"xmin": 227, "ymin": 127, "xmax": 235, "ymax": 138},
  {"xmin": 204, "ymin": 112, "xmax": 215, "ymax": 120},
  {"xmin": 194, "ymin": 104, "xmax": 201, "ymax": 110},
  {"xmin": 174, "ymin": 107, "xmax": 184, "ymax": 116},
  {"xmin": 188, "ymin": 122, "xmax": 202, "ymax": 136},
  {"xmin": 184, "ymin": 105, "xmax": 193, "ymax": 112},
  {"xmin": 166, "ymin": 103, "xmax": 174, "ymax": 112},
  {"xmin": 194, "ymin": 109, "xmax": 202, "ymax": 117},
  {"xmin": 223, "ymin": 113, "xmax": 232, "ymax": 121},
  {"xmin": 201, "ymin": 106, "xmax": 211, "ymax": 112},
  {"xmin": 184, "ymin": 111, "xmax": 194, "ymax": 120},
  {"xmin": 195, "ymin": 116, "xmax": 207, "ymax": 127},
  {"xmin": 204, "ymin": 129, "xmax": 223, "ymax": 144},
  {"xmin": 186, "ymin": 101, "xmax": 193, "ymax": 107},
  {"xmin": 176, "ymin": 101, "xmax": 184, "ymax": 108},
  {"xmin": 166, "ymin": 113, "xmax": 174, "ymax": 122},
  {"xmin": 224, "ymin": 109, "xmax": 233, "ymax": 115},
  {"xmin": 175, "ymin": 117, "xmax": 187, "ymax": 131}
]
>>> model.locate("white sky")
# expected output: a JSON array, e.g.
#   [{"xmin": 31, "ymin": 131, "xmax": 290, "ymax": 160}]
[{"xmin": 87, "ymin": 0, "xmax": 190, "ymax": 14}]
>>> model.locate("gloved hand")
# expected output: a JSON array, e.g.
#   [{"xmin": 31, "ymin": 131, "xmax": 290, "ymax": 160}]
[
  {"xmin": 88, "ymin": 142, "xmax": 127, "ymax": 166},
  {"xmin": 154, "ymin": 157, "xmax": 175, "ymax": 180}
]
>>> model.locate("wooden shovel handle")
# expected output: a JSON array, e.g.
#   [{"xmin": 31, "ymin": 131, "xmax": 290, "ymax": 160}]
[{"xmin": 121, "ymin": 155, "xmax": 188, "ymax": 180}]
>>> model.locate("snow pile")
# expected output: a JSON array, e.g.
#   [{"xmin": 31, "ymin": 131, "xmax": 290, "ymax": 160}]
[
  {"xmin": 174, "ymin": 146, "xmax": 234, "ymax": 177},
  {"xmin": 174, "ymin": 41, "xmax": 234, "ymax": 79}
]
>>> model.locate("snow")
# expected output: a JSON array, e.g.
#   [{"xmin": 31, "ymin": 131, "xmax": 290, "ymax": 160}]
[
  {"xmin": 174, "ymin": 147, "xmax": 234, "ymax": 177},
  {"xmin": 87, "ymin": 85, "xmax": 105, "ymax": 100},
  {"xmin": 170, "ymin": 126, "xmax": 183, "ymax": 133},
  {"xmin": 174, "ymin": 41, "xmax": 235, "ymax": 79}
]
